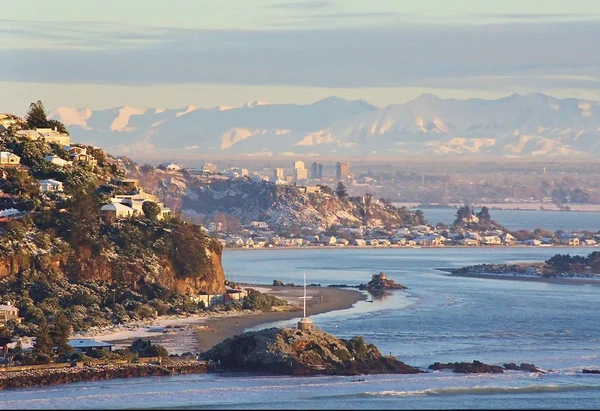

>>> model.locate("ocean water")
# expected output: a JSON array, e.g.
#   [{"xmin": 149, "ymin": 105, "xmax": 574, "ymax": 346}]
[
  {"xmin": 2, "ymin": 245, "xmax": 599, "ymax": 410},
  {"xmin": 416, "ymin": 207, "xmax": 600, "ymax": 232}
]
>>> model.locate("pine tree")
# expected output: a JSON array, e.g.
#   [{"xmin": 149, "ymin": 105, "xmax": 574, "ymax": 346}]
[
  {"xmin": 335, "ymin": 181, "xmax": 348, "ymax": 198},
  {"xmin": 33, "ymin": 316, "xmax": 53, "ymax": 358},
  {"xmin": 24, "ymin": 100, "xmax": 69, "ymax": 134},
  {"xmin": 51, "ymin": 312, "xmax": 72, "ymax": 356},
  {"xmin": 25, "ymin": 100, "xmax": 49, "ymax": 129}
]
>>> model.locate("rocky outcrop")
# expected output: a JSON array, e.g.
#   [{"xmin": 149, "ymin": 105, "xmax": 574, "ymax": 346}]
[
  {"xmin": 200, "ymin": 327, "xmax": 424, "ymax": 376},
  {"xmin": 129, "ymin": 170, "xmax": 425, "ymax": 231},
  {"xmin": 358, "ymin": 273, "xmax": 407, "ymax": 291},
  {"xmin": 428, "ymin": 361, "xmax": 546, "ymax": 374}
]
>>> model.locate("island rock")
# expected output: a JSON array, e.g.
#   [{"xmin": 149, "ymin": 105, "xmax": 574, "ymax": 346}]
[
  {"xmin": 200, "ymin": 327, "xmax": 424, "ymax": 376},
  {"xmin": 358, "ymin": 273, "xmax": 407, "ymax": 291}
]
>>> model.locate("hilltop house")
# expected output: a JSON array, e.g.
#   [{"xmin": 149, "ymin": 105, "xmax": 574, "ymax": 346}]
[
  {"xmin": 35, "ymin": 127, "xmax": 70, "ymax": 145},
  {"xmin": 17, "ymin": 127, "xmax": 70, "ymax": 145},
  {"xmin": 101, "ymin": 190, "xmax": 171, "ymax": 220}
]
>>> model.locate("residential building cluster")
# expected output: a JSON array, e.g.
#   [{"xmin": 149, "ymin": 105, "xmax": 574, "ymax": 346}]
[{"xmin": 210, "ymin": 221, "xmax": 592, "ymax": 250}]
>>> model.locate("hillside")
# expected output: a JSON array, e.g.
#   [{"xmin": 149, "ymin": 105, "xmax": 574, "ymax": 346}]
[
  {"xmin": 126, "ymin": 166, "xmax": 426, "ymax": 232},
  {"xmin": 48, "ymin": 93, "xmax": 600, "ymax": 159},
  {"xmin": 0, "ymin": 106, "xmax": 226, "ymax": 337}
]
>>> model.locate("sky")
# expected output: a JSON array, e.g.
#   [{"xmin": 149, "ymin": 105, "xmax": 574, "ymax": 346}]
[{"xmin": 2, "ymin": 0, "xmax": 600, "ymax": 114}]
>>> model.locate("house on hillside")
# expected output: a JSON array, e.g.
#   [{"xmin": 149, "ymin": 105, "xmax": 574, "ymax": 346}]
[
  {"xmin": 66, "ymin": 147, "xmax": 97, "ymax": 166},
  {"xmin": 101, "ymin": 192, "xmax": 171, "ymax": 221},
  {"xmin": 0, "ymin": 303, "xmax": 23, "ymax": 326},
  {"xmin": 0, "ymin": 152, "xmax": 20, "ymax": 166},
  {"xmin": 38, "ymin": 179, "xmax": 63, "ymax": 192},
  {"xmin": 36, "ymin": 127, "xmax": 70, "ymax": 145},
  {"xmin": 100, "ymin": 202, "xmax": 135, "ymax": 219},
  {"xmin": 44, "ymin": 155, "xmax": 71, "ymax": 167}
]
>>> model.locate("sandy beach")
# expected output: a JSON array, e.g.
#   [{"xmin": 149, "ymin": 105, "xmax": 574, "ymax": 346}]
[{"xmin": 78, "ymin": 285, "xmax": 366, "ymax": 355}]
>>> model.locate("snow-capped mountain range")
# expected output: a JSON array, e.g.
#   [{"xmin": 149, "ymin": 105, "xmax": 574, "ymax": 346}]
[{"xmin": 48, "ymin": 93, "xmax": 600, "ymax": 159}]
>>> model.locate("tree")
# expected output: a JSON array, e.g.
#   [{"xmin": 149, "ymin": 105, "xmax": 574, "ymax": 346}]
[
  {"xmin": 24, "ymin": 100, "xmax": 68, "ymax": 134},
  {"xmin": 142, "ymin": 201, "xmax": 162, "ymax": 221},
  {"xmin": 33, "ymin": 317, "xmax": 53, "ymax": 358},
  {"xmin": 453, "ymin": 204, "xmax": 473, "ymax": 226},
  {"xmin": 51, "ymin": 312, "xmax": 72, "ymax": 356},
  {"xmin": 476, "ymin": 206, "xmax": 491, "ymax": 221},
  {"xmin": 335, "ymin": 181, "xmax": 348, "ymax": 198},
  {"xmin": 0, "ymin": 326, "xmax": 13, "ymax": 348}
]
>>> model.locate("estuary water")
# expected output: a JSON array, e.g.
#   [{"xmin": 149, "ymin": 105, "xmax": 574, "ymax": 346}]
[
  {"xmin": 417, "ymin": 207, "xmax": 600, "ymax": 232},
  {"xmin": 1, "ymin": 246, "xmax": 599, "ymax": 410}
]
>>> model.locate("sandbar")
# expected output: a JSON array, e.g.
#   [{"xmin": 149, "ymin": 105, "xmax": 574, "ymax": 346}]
[{"xmin": 95, "ymin": 285, "xmax": 366, "ymax": 355}]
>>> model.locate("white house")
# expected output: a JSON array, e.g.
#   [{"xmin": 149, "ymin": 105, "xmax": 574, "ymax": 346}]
[
  {"xmin": 0, "ymin": 303, "xmax": 23, "ymax": 325},
  {"xmin": 100, "ymin": 202, "xmax": 135, "ymax": 219},
  {"xmin": 36, "ymin": 127, "xmax": 70, "ymax": 145},
  {"xmin": 0, "ymin": 151, "xmax": 20, "ymax": 166},
  {"xmin": 38, "ymin": 179, "xmax": 63, "ymax": 192},
  {"xmin": 44, "ymin": 155, "xmax": 71, "ymax": 167},
  {"xmin": 481, "ymin": 236, "xmax": 502, "ymax": 245}
]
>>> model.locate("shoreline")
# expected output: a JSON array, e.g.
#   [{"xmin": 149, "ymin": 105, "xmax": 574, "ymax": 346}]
[
  {"xmin": 437, "ymin": 269, "xmax": 600, "ymax": 286},
  {"xmin": 221, "ymin": 244, "xmax": 600, "ymax": 252},
  {"xmin": 100, "ymin": 285, "xmax": 366, "ymax": 355}
]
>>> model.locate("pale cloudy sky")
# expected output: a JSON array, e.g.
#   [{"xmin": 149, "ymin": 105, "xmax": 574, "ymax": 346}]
[{"xmin": 2, "ymin": 0, "xmax": 600, "ymax": 114}]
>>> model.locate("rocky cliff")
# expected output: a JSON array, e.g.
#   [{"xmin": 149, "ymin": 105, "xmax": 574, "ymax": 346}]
[{"xmin": 200, "ymin": 327, "xmax": 424, "ymax": 376}]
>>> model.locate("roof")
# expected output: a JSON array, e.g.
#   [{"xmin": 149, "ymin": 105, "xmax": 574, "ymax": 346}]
[
  {"xmin": 0, "ymin": 304, "xmax": 18, "ymax": 311},
  {"xmin": 0, "ymin": 151, "xmax": 19, "ymax": 159},
  {"xmin": 39, "ymin": 179, "xmax": 63, "ymax": 185},
  {"xmin": 68, "ymin": 339, "xmax": 115, "ymax": 349},
  {"xmin": 101, "ymin": 203, "xmax": 133, "ymax": 212}
]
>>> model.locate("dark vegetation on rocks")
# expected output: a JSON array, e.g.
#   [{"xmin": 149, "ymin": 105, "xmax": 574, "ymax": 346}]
[
  {"xmin": 428, "ymin": 361, "xmax": 547, "ymax": 374},
  {"xmin": 447, "ymin": 251, "xmax": 600, "ymax": 279},
  {"xmin": 200, "ymin": 327, "xmax": 424, "ymax": 376}
]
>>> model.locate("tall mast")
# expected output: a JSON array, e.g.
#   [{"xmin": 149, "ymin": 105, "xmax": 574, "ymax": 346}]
[{"xmin": 303, "ymin": 272, "xmax": 307, "ymax": 318}]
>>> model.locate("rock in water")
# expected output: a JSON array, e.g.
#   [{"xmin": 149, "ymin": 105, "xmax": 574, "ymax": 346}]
[
  {"xmin": 359, "ymin": 273, "xmax": 408, "ymax": 291},
  {"xmin": 200, "ymin": 327, "xmax": 424, "ymax": 376}
]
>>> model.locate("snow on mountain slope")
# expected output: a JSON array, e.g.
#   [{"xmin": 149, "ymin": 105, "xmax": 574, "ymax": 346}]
[{"xmin": 49, "ymin": 93, "xmax": 600, "ymax": 158}]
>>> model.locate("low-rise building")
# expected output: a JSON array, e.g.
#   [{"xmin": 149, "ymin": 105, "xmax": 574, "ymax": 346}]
[
  {"xmin": 44, "ymin": 155, "xmax": 71, "ymax": 167},
  {"xmin": 68, "ymin": 339, "xmax": 114, "ymax": 354},
  {"xmin": 0, "ymin": 304, "xmax": 23, "ymax": 326},
  {"xmin": 0, "ymin": 152, "xmax": 20, "ymax": 166},
  {"xmin": 38, "ymin": 179, "xmax": 64, "ymax": 192}
]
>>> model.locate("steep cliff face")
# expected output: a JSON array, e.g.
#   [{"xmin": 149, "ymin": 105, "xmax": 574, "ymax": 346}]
[
  {"xmin": 0, "ymin": 244, "xmax": 225, "ymax": 296},
  {"xmin": 155, "ymin": 245, "xmax": 226, "ymax": 295}
]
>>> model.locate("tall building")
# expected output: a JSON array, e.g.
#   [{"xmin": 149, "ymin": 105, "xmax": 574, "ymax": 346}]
[
  {"xmin": 273, "ymin": 168, "xmax": 284, "ymax": 180},
  {"xmin": 293, "ymin": 160, "xmax": 308, "ymax": 182},
  {"xmin": 310, "ymin": 162, "xmax": 323, "ymax": 179},
  {"xmin": 293, "ymin": 160, "xmax": 305, "ymax": 170},
  {"xmin": 294, "ymin": 167, "xmax": 308, "ymax": 181},
  {"xmin": 336, "ymin": 162, "xmax": 350, "ymax": 181}
]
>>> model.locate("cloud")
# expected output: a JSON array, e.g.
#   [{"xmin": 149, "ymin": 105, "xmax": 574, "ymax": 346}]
[
  {"xmin": 2, "ymin": 19, "xmax": 600, "ymax": 94},
  {"xmin": 469, "ymin": 13, "xmax": 593, "ymax": 20},
  {"xmin": 265, "ymin": 0, "xmax": 336, "ymax": 10}
]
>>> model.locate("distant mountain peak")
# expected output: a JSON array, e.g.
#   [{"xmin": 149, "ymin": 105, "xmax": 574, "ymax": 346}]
[{"xmin": 243, "ymin": 101, "xmax": 271, "ymax": 108}]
